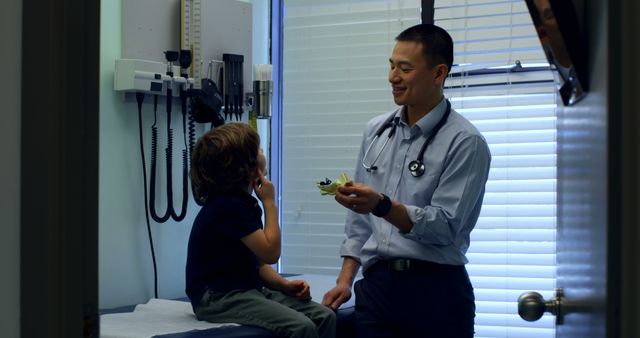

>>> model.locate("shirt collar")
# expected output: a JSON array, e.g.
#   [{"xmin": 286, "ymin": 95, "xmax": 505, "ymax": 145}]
[{"xmin": 395, "ymin": 97, "xmax": 448, "ymax": 137}]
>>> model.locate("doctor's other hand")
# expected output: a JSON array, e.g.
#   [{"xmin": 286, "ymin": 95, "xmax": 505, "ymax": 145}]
[
  {"xmin": 321, "ymin": 283, "xmax": 352, "ymax": 311},
  {"xmin": 283, "ymin": 279, "xmax": 311, "ymax": 300},
  {"xmin": 253, "ymin": 174, "xmax": 275, "ymax": 203},
  {"xmin": 334, "ymin": 183, "xmax": 383, "ymax": 214}
]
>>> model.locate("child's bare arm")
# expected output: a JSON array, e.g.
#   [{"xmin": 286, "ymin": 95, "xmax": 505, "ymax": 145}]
[
  {"xmin": 259, "ymin": 264, "xmax": 311, "ymax": 300},
  {"xmin": 258, "ymin": 263, "xmax": 288, "ymax": 290},
  {"xmin": 241, "ymin": 174, "xmax": 281, "ymax": 264}
]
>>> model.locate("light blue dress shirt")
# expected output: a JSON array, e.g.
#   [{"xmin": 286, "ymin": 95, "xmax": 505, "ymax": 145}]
[{"xmin": 340, "ymin": 97, "xmax": 492, "ymax": 271}]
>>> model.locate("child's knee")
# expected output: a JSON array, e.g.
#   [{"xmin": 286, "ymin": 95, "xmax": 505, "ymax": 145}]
[
  {"xmin": 319, "ymin": 306, "xmax": 337, "ymax": 325},
  {"xmin": 314, "ymin": 306, "xmax": 337, "ymax": 338},
  {"xmin": 291, "ymin": 316, "xmax": 318, "ymax": 338}
]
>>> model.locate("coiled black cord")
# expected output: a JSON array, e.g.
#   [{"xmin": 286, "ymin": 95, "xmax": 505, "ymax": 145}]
[
  {"xmin": 136, "ymin": 92, "xmax": 159, "ymax": 299},
  {"xmin": 165, "ymin": 126, "xmax": 174, "ymax": 215},
  {"xmin": 168, "ymin": 89, "xmax": 189, "ymax": 221},
  {"xmin": 149, "ymin": 121, "xmax": 171, "ymax": 223},
  {"xmin": 149, "ymin": 87, "xmax": 190, "ymax": 222},
  {"xmin": 164, "ymin": 127, "xmax": 188, "ymax": 222},
  {"xmin": 174, "ymin": 148, "xmax": 189, "ymax": 221},
  {"xmin": 181, "ymin": 89, "xmax": 189, "ymax": 157},
  {"xmin": 185, "ymin": 89, "xmax": 202, "ymax": 206},
  {"xmin": 187, "ymin": 109, "xmax": 197, "ymax": 168}
]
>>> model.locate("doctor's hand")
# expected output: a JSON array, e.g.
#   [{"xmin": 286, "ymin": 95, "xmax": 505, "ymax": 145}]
[
  {"xmin": 321, "ymin": 283, "xmax": 352, "ymax": 311},
  {"xmin": 283, "ymin": 279, "xmax": 311, "ymax": 300},
  {"xmin": 334, "ymin": 183, "xmax": 383, "ymax": 214}
]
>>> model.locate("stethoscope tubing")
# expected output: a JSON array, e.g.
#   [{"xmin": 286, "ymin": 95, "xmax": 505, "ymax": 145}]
[
  {"xmin": 362, "ymin": 100, "xmax": 451, "ymax": 177},
  {"xmin": 362, "ymin": 132, "xmax": 391, "ymax": 172}
]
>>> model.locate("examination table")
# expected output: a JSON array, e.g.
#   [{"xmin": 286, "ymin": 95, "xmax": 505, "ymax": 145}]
[{"xmin": 100, "ymin": 274, "xmax": 355, "ymax": 338}]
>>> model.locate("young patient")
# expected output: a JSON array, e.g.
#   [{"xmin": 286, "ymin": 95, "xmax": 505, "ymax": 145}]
[{"xmin": 186, "ymin": 123, "xmax": 336, "ymax": 338}]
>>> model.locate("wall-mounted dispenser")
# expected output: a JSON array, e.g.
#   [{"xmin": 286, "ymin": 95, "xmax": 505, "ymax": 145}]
[{"xmin": 114, "ymin": 59, "xmax": 194, "ymax": 96}]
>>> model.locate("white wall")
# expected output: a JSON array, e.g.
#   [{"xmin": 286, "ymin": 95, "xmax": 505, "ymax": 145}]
[
  {"xmin": 245, "ymin": 0, "xmax": 270, "ymax": 65},
  {"xmin": 99, "ymin": 0, "xmax": 270, "ymax": 309},
  {"xmin": 242, "ymin": 0, "xmax": 272, "ymax": 167},
  {"xmin": 0, "ymin": 0, "xmax": 21, "ymax": 336},
  {"xmin": 99, "ymin": 0, "xmax": 196, "ymax": 308}
]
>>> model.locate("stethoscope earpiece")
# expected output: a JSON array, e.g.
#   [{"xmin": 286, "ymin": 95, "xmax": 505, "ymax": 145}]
[{"xmin": 408, "ymin": 160, "xmax": 425, "ymax": 177}]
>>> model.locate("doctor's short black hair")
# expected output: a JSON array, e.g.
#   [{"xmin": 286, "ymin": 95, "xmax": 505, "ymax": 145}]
[
  {"xmin": 396, "ymin": 23, "xmax": 454, "ymax": 74},
  {"xmin": 191, "ymin": 123, "xmax": 260, "ymax": 202}
]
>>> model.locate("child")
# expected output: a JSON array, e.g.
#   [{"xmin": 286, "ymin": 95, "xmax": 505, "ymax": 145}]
[{"xmin": 186, "ymin": 123, "xmax": 336, "ymax": 338}]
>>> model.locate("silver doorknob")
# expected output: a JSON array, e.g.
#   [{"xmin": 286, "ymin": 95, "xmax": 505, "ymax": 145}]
[{"xmin": 518, "ymin": 288, "xmax": 564, "ymax": 325}]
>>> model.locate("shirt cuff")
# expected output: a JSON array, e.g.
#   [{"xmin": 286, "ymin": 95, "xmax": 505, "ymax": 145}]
[
  {"xmin": 401, "ymin": 205, "xmax": 425, "ymax": 241},
  {"xmin": 339, "ymin": 238, "xmax": 363, "ymax": 264}
]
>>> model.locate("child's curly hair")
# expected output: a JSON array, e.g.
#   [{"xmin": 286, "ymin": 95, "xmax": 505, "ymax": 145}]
[{"xmin": 191, "ymin": 123, "xmax": 260, "ymax": 203}]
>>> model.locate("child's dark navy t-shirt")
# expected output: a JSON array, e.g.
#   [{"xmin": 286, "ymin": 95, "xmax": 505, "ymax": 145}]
[{"xmin": 185, "ymin": 192, "xmax": 264, "ymax": 311}]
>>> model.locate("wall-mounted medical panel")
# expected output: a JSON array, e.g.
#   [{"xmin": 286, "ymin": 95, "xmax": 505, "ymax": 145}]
[
  {"xmin": 122, "ymin": 0, "xmax": 182, "ymax": 62},
  {"xmin": 121, "ymin": 0, "xmax": 252, "ymax": 124},
  {"xmin": 182, "ymin": 0, "xmax": 252, "ymax": 90},
  {"xmin": 122, "ymin": 0, "xmax": 252, "ymax": 89}
]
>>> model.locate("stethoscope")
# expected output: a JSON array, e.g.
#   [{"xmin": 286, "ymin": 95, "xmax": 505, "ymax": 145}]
[{"xmin": 362, "ymin": 99, "xmax": 451, "ymax": 177}]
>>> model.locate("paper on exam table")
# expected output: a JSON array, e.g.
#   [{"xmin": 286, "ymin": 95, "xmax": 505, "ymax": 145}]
[
  {"xmin": 101, "ymin": 276, "xmax": 356, "ymax": 338},
  {"xmin": 316, "ymin": 173, "xmax": 353, "ymax": 195},
  {"xmin": 100, "ymin": 298, "xmax": 239, "ymax": 338}
]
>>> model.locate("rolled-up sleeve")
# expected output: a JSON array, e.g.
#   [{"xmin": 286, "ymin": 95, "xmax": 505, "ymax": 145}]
[
  {"xmin": 339, "ymin": 212, "xmax": 371, "ymax": 263},
  {"xmin": 403, "ymin": 134, "xmax": 491, "ymax": 245}
]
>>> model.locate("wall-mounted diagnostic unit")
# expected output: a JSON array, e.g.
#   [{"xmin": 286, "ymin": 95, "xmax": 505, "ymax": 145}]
[
  {"xmin": 114, "ymin": 0, "xmax": 255, "ymax": 228},
  {"xmin": 114, "ymin": 58, "xmax": 194, "ymax": 96}
]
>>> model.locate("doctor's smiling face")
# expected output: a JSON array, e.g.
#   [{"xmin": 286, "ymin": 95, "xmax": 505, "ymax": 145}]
[{"xmin": 389, "ymin": 40, "xmax": 448, "ymax": 119}]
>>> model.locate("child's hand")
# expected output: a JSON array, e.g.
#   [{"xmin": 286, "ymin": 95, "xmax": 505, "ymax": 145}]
[
  {"xmin": 283, "ymin": 279, "xmax": 311, "ymax": 300},
  {"xmin": 253, "ymin": 174, "xmax": 275, "ymax": 203}
]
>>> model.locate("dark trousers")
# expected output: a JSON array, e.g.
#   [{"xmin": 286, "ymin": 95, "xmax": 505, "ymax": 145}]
[{"xmin": 354, "ymin": 260, "xmax": 475, "ymax": 338}]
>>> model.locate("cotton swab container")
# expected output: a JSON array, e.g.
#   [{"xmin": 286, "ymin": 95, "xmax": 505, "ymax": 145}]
[{"xmin": 253, "ymin": 64, "xmax": 273, "ymax": 118}]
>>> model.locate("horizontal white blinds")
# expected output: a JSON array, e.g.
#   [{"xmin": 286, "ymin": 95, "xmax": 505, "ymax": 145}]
[
  {"xmin": 436, "ymin": 0, "xmax": 547, "ymax": 70},
  {"xmin": 280, "ymin": 0, "xmax": 557, "ymax": 337},
  {"xmin": 448, "ymin": 87, "xmax": 557, "ymax": 338},
  {"xmin": 436, "ymin": 1, "xmax": 557, "ymax": 337},
  {"xmin": 280, "ymin": 0, "xmax": 420, "ymax": 274}
]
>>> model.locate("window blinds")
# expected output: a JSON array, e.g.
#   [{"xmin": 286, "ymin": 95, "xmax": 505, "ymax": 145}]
[
  {"xmin": 280, "ymin": 0, "xmax": 420, "ymax": 273},
  {"xmin": 436, "ymin": 1, "xmax": 556, "ymax": 337},
  {"xmin": 280, "ymin": 0, "xmax": 556, "ymax": 337}
]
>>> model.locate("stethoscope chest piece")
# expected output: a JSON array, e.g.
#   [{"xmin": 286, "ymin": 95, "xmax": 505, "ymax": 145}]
[{"xmin": 408, "ymin": 160, "xmax": 425, "ymax": 177}]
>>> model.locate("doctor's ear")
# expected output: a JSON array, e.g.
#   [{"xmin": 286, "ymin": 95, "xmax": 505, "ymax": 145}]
[{"xmin": 433, "ymin": 64, "xmax": 449, "ymax": 83}]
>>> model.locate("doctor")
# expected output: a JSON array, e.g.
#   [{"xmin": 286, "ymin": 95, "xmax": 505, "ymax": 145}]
[{"xmin": 321, "ymin": 24, "xmax": 491, "ymax": 338}]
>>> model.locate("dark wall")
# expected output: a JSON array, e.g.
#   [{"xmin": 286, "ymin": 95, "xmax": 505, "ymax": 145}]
[
  {"xmin": 20, "ymin": 0, "xmax": 100, "ymax": 336},
  {"xmin": 1, "ymin": 0, "xmax": 22, "ymax": 336},
  {"xmin": 609, "ymin": 0, "xmax": 640, "ymax": 337}
]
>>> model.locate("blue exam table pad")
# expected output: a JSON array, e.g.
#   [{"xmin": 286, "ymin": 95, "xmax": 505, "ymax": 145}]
[{"xmin": 100, "ymin": 274, "xmax": 355, "ymax": 338}]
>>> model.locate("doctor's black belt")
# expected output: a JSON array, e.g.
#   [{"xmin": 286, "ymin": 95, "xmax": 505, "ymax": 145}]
[{"xmin": 366, "ymin": 258, "xmax": 461, "ymax": 275}]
